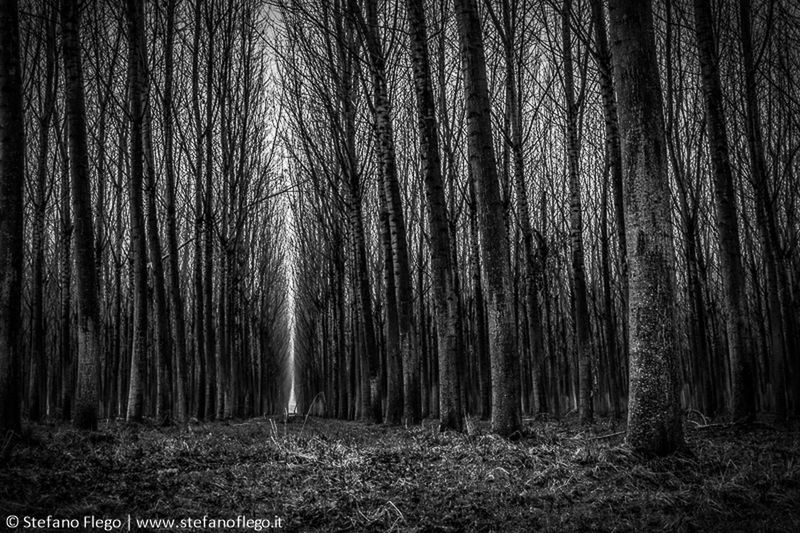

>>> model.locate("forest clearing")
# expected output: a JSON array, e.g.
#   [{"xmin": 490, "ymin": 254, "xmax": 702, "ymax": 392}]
[{"xmin": 3, "ymin": 416, "xmax": 799, "ymax": 532}]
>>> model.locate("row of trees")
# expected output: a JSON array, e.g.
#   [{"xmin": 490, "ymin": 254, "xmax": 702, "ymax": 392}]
[
  {"xmin": 286, "ymin": 0, "xmax": 799, "ymax": 453},
  {"xmin": 1, "ymin": 0, "xmax": 798, "ymax": 456},
  {"xmin": 1, "ymin": 0, "xmax": 291, "ymax": 432}
]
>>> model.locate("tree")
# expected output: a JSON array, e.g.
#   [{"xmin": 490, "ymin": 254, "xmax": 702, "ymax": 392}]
[
  {"xmin": 125, "ymin": 0, "xmax": 150, "ymax": 423},
  {"xmin": 61, "ymin": 0, "xmax": 102, "ymax": 430},
  {"xmin": 406, "ymin": 0, "xmax": 462, "ymax": 431},
  {"xmin": 0, "ymin": 0, "xmax": 25, "ymax": 434},
  {"xmin": 28, "ymin": 1, "xmax": 57, "ymax": 422},
  {"xmin": 738, "ymin": 0, "xmax": 789, "ymax": 421},
  {"xmin": 562, "ymin": 0, "xmax": 593, "ymax": 425},
  {"xmin": 608, "ymin": 0, "xmax": 684, "ymax": 454},
  {"xmin": 162, "ymin": 0, "xmax": 188, "ymax": 424},
  {"xmin": 590, "ymin": 0, "xmax": 624, "ymax": 419},
  {"xmin": 693, "ymin": 0, "xmax": 755, "ymax": 421},
  {"xmin": 454, "ymin": 0, "xmax": 520, "ymax": 437}
]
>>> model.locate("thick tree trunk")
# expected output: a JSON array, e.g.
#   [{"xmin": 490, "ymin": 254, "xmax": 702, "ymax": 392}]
[
  {"xmin": 454, "ymin": 0, "xmax": 520, "ymax": 437},
  {"xmin": 406, "ymin": 0, "xmax": 462, "ymax": 431},
  {"xmin": 61, "ymin": 0, "xmax": 102, "ymax": 430},
  {"xmin": 0, "ymin": 0, "xmax": 25, "ymax": 433},
  {"xmin": 608, "ymin": 0, "xmax": 684, "ymax": 454}
]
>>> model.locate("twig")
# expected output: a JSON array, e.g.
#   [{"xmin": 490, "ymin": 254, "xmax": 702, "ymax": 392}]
[{"xmin": 589, "ymin": 430, "xmax": 626, "ymax": 440}]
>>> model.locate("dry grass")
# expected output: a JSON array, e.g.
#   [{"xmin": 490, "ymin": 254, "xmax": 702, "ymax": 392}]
[{"xmin": 1, "ymin": 416, "xmax": 798, "ymax": 532}]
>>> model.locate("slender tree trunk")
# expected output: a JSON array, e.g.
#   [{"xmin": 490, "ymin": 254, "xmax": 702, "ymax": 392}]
[
  {"xmin": 406, "ymin": 0, "xmax": 462, "ymax": 431},
  {"xmin": 738, "ymin": 0, "xmax": 787, "ymax": 421},
  {"xmin": 497, "ymin": 0, "xmax": 546, "ymax": 416},
  {"xmin": 162, "ymin": 0, "xmax": 188, "ymax": 423},
  {"xmin": 125, "ymin": 0, "xmax": 149, "ymax": 423},
  {"xmin": 57, "ymin": 122, "xmax": 73, "ymax": 421},
  {"xmin": 694, "ymin": 0, "xmax": 755, "ymax": 421},
  {"xmin": 0, "ymin": 0, "xmax": 25, "ymax": 433},
  {"xmin": 134, "ymin": 1, "xmax": 173, "ymax": 425},
  {"xmin": 361, "ymin": 0, "xmax": 418, "ymax": 424},
  {"xmin": 454, "ymin": 0, "xmax": 520, "ymax": 437},
  {"xmin": 591, "ymin": 0, "xmax": 626, "ymax": 416},
  {"xmin": 191, "ymin": 0, "xmax": 206, "ymax": 421},
  {"xmin": 378, "ymin": 185, "xmax": 401, "ymax": 424},
  {"xmin": 28, "ymin": 5, "xmax": 57, "ymax": 423},
  {"xmin": 608, "ymin": 0, "xmax": 684, "ymax": 454},
  {"xmin": 203, "ymin": 2, "xmax": 217, "ymax": 420},
  {"xmin": 562, "ymin": 0, "xmax": 593, "ymax": 425}
]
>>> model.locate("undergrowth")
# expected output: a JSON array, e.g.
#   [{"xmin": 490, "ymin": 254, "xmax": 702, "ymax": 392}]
[{"xmin": 1, "ymin": 416, "xmax": 798, "ymax": 532}]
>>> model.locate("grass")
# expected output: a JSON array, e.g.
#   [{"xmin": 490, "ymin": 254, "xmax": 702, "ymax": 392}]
[{"xmin": 1, "ymin": 416, "xmax": 799, "ymax": 532}]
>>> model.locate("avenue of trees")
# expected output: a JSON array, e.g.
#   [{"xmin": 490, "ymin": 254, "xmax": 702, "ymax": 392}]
[
  {"xmin": 1, "ymin": 0, "xmax": 798, "ymax": 455},
  {"xmin": 1, "ymin": 0, "xmax": 292, "ymax": 433}
]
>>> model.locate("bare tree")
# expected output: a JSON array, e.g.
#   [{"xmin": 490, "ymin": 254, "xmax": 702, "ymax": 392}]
[
  {"xmin": 608, "ymin": 0, "xmax": 684, "ymax": 454},
  {"xmin": 0, "ymin": 0, "xmax": 25, "ymax": 434}
]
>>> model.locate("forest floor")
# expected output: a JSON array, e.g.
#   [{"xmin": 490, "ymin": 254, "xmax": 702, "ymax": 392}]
[{"xmin": 1, "ymin": 414, "xmax": 799, "ymax": 532}]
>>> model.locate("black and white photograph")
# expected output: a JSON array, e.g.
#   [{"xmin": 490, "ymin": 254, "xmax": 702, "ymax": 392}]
[{"xmin": 0, "ymin": 0, "xmax": 799, "ymax": 530}]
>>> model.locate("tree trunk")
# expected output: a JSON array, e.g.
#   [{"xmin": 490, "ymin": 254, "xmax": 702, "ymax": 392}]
[
  {"xmin": 591, "ymin": 0, "xmax": 625, "ymax": 417},
  {"xmin": 738, "ymin": 0, "xmax": 788, "ymax": 421},
  {"xmin": 191, "ymin": 0, "xmax": 206, "ymax": 421},
  {"xmin": 125, "ymin": 0, "xmax": 149, "ymax": 423},
  {"xmin": 0, "ymin": 0, "xmax": 25, "ymax": 433},
  {"xmin": 562, "ymin": 0, "xmax": 593, "ymax": 425},
  {"xmin": 61, "ymin": 0, "xmax": 102, "ymax": 430},
  {"xmin": 694, "ymin": 0, "xmax": 755, "ymax": 421},
  {"xmin": 203, "ymin": 2, "xmax": 217, "ymax": 420},
  {"xmin": 361, "ymin": 0, "xmax": 418, "ymax": 424},
  {"xmin": 135, "ymin": 0, "xmax": 173, "ymax": 425},
  {"xmin": 608, "ymin": 0, "xmax": 684, "ymax": 454},
  {"xmin": 162, "ymin": 0, "xmax": 188, "ymax": 423},
  {"xmin": 406, "ymin": 0, "xmax": 462, "ymax": 431},
  {"xmin": 454, "ymin": 0, "xmax": 520, "ymax": 437},
  {"xmin": 28, "ymin": 4, "xmax": 57, "ymax": 423}
]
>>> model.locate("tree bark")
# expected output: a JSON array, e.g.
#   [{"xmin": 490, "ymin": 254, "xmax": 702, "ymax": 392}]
[
  {"xmin": 608, "ymin": 0, "xmax": 684, "ymax": 454},
  {"xmin": 562, "ymin": 0, "xmax": 593, "ymax": 425},
  {"xmin": 0, "ymin": 0, "xmax": 25, "ymax": 433},
  {"xmin": 361, "ymin": 0, "xmax": 418, "ymax": 424},
  {"xmin": 162, "ymin": 0, "xmax": 188, "ymax": 424},
  {"xmin": 61, "ymin": 0, "xmax": 102, "ymax": 430},
  {"xmin": 28, "ymin": 4, "xmax": 57, "ymax": 423},
  {"xmin": 125, "ymin": 0, "xmax": 149, "ymax": 423},
  {"xmin": 693, "ymin": 0, "xmax": 755, "ymax": 421},
  {"xmin": 135, "ymin": 0, "xmax": 173, "ymax": 425},
  {"xmin": 454, "ymin": 0, "xmax": 520, "ymax": 437},
  {"xmin": 590, "ymin": 0, "xmax": 625, "ymax": 417},
  {"xmin": 738, "ymin": 0, "xmax": 788, "ymax": 421},
  {"xmin": 406, "ymin": 0, "xmax": 462, "ymax": 431}
]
